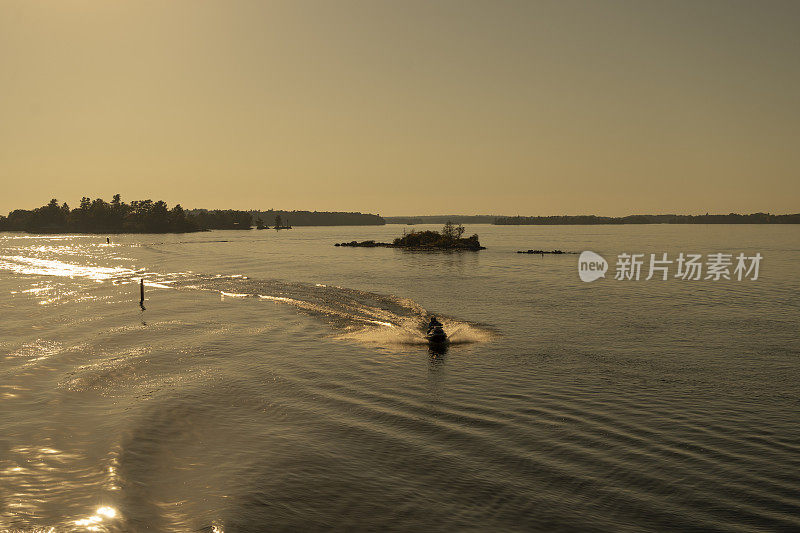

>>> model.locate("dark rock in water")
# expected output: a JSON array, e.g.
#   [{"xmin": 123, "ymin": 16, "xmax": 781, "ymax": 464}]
[
  {"xmin": 517, "ymin": 249, "xmax": 566, "ymax": 254},
  {"xmin": 335, "ymin": 240, "xmax": 388, "ymax": 247}
]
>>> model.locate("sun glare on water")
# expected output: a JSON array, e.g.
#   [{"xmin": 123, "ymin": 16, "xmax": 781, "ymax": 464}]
[{"xmin": 74, "ymin": 506, "xmax": 117, "ymax": 530}]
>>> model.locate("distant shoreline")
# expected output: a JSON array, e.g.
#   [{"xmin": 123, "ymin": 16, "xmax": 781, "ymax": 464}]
[
  {"xmin": 386, "ymin": 213, "xmax": 800, "ymax": 225},
  {"xmin": 4, "ymin": 198, "xmax": 799, "ymax": 234}
]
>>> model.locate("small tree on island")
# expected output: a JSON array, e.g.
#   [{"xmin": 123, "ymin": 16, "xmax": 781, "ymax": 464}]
[
  {"xmin": 441, "ymin": 220, "xmax": 456, "ymax": 244},
  {"xmin": 440, "ymin": 221, "xmax": 466, "ymax": 246},
  {"xmin": 274, "ymin": 214, "xmax": 282, "ymax": 228}
]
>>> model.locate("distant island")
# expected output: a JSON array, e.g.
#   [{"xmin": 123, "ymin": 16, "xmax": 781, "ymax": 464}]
[
  {"xmin": 336, "ymin": 222, "xmax": 485, "ymax": 251},
  {"xmin": 385, "ymin": 215, "xmax": 496, "ymax": 225},
  {"xmin": 185, "ymin": 208, "xmax": 254, "ymax": 230},
  {"xmin": 494, "ymin": 213, "xmax": 800, "ymax": 225},
  {"xmin": 0, "ymin": 197, "xmax": 385, "ymax": 233},
  {"xmin": 251, "ymin": 210, "xmax": 384, "ymax": 226}
]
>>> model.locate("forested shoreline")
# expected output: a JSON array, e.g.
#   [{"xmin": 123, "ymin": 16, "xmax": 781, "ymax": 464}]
[{"xmin": 0, "ymin": 196, "xmax": 250, "ymax": 234}]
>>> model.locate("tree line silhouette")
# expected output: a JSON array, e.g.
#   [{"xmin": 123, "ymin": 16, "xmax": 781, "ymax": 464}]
[
  {"xmin": 494, "ymin": 213, "xmax": 800, "ymax": 225},
  {"xmin": 249, "ymin": 210, "xmax": 384, "ymax": 226},
  {"xmin": 0, "ymin": 195, "xmax": 254, "ymax": 233}
]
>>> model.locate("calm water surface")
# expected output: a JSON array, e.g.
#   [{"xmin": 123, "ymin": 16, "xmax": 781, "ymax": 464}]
[{"xmin": 1, "ymin": 225, "xmax": 799, "ymax": 532}]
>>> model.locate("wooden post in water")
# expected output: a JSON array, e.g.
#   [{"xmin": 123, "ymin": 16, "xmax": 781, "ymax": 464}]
[{"xmin": 139, "ymin": 279, "xmax": 145, "ymax": 309}]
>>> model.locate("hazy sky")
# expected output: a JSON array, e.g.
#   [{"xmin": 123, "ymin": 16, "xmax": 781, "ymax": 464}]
[{"xmin": 1, "ymin": 1, "xmax": 798, "ymax": 216}]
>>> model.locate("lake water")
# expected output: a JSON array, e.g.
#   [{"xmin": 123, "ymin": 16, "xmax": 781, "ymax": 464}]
[{"xmin": 1, "ymin": 224, "xmax": 799, "ymax": 532}]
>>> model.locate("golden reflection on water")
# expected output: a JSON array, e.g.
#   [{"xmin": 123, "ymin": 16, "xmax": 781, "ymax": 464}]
[
  {"xmin": 6, "ymin": 340, "xmax": 63, "ymax": 363},
  {"xmin": 2, "ymin": 446, "xmax": 82, "ymax": 524},
  {"xmin": 0, "ymin": 255, "xmax": 134, "ymax": 280},
  {"xmin": 1, "ymin": 234, "xmax": 184, "ymax": 311},
  {"xmin": 1, "ymin": 441, "xmax": 121, "ymax": 531},
  {"xmin": 74, "ymin": 506, "xmax": 118, "ymax": 531},
  {"xmin": 1, "ymin": 239, "xmax": 153, "ymax": 307}
]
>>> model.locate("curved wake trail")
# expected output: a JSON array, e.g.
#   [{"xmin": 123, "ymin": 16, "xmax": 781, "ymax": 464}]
[{"xmin": 171, "ymin": 274, "xmax": 494, "ymax": 349}]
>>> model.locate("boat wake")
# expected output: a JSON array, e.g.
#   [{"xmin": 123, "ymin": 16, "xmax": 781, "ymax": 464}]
[{"xmin": 171, "ymin": 274, "xmax": 494, "ymax": 350}]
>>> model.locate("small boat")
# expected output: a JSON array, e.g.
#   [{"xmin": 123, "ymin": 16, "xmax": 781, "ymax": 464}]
[{"xmin": 426, "ymin": 325, "xmax": 448, "ymax": 344}]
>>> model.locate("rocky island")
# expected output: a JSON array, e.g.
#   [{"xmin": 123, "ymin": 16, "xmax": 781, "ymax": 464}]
[{"xmin": 336, "ymin": 222, "xmax": 485, "ymax": 251}]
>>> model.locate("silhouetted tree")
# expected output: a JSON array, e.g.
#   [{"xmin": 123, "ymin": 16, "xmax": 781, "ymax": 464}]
[{"xmin": 441, "ymin": 221, "xmax": 456, "ymax": 243}]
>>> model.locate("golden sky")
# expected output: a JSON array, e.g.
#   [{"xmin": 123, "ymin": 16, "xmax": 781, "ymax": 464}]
[{"xmin": 1, "ymin": 1, "xmax": 798, "ymax": 216}]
